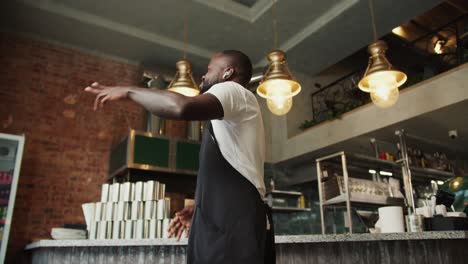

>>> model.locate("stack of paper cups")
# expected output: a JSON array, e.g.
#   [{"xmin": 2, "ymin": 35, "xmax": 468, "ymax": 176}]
[
  {"xmin": 148, "ymin": 219, "xmax": 158, "ymax": 239},
  {"xmin": 163, "ymin": 198, "xmax": 171, "ymax": 219},
  {"xmin": 112, "ymin": 221, "xmax": 121, "ymax": 239},
  {"xmin": 157, "ymin": 220, "xmax": 163, "ymax": 238},
  {"xmin": 144, "ymin": 181, "xmax": 159, "ymax": 201},
  {"xmin": 377, "ymin": 206, "xmax": 404, "ymax": 233},
  {"xmin": 124, "ymin": 221, "xmax": 133, "ymax": 239},
  {"xmin": 85, "ymin": 180, "xmax": 170, "ymax": 240},
  {"xmin": 144, "ymin": 201, "xmax": 157, "ymax": 220},
  {"xmin": 134, "ymin": 219, "xmax": 145, "ymax": 239},
  {"xmin": 159, "ymin": 183, "xmax": 166, "ymax": 200},
  {"xmin": 81, "ymin": 203, "xmax": 95, "ymax": 236},
  {"xmin": 114, "ymin": 202, "xmax": 130, "ymax": 221},
  {"xmin": 105, "ymin": 203, "xmax": 114, "ymax": 221},
  {"xmin": 131, "ymin": 201, "xmax": 144, "ymax": 220},
  {"xmin": 106, "ymin": 222, "xmax": 113, "ymax": 239},
  {"xmin": 110, "ymin": 183, "xmax": 120, "ymax": 202},
  {"xmin": 157, "ymin": 199, "xmax": 165, "ymax": 220},
  {"xmin": 96, "ymin": 221, "xmax": 107, "ymax": 240},
  {"xmin": 94, "ymin": 203, "xmax": 105, "ymax": 221},
  {"xmin": 134, "ymin": 182, "xmax": 144, "ymax": 201},
  {"xmin": 119, "ymin": 182, "xmax": 134, "ymax": 202},
  {"xmin": 162, "ymin": 219, "xmax": 170, "ymax": 238},
  {"xmin": 101, "ymin": 184, "xmax": 110, "ymax": 202},
  {"xmin": 89, "ymin": 220, "xmax": 97, "ymax": 240}
]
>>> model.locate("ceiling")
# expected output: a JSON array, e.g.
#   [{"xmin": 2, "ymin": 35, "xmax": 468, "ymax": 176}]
[{"xmin": 1, "ymin": 0, "xmax": 442, "ymax": 76}]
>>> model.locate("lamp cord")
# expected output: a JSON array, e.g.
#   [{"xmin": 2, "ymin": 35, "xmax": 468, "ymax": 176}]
[
  {"xmin": 368, "ymin": 0, "xmax": 378, "ymax": 41},
  {"xmin": 183, "ymin": 0, "xmax": 188, "ymax": 59},
  {"xmin": 272, "ymin": 0, "xmax": 278, "ymax": 50}
]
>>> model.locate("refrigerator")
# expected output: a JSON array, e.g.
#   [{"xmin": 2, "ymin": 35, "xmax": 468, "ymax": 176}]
[{"xmin": 0, "ymin": 133, "xmax": 25, "ymax": 263}]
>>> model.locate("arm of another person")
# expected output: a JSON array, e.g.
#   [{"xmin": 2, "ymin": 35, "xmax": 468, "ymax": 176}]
[{"xmin": 84, "ymin": 82, "xmax": 224, "ymax": 121}]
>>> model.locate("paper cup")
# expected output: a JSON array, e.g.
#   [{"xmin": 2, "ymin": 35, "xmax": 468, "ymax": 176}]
[{"xmin": 377, "ymin": 206, "xmax": 404, "ymax": 233}]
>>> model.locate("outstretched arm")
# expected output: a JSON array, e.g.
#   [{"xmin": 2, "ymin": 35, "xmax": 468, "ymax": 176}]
[{"xmin": 84, "ymin": 82, "xmax": 223, "ymax": 121}]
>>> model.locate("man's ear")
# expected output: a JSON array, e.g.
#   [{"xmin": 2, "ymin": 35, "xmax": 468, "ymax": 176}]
[{"xmin": 223, "ymin": 67, "xmax": 234, "ymax": 80}]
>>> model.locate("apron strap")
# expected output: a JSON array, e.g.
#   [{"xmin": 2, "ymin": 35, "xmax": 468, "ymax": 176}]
[{"xmin": 208, "ymin": 121, "xmax": 219, "ymax": 146}]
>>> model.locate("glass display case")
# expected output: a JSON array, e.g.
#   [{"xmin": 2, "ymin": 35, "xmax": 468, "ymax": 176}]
[{"xmin": 0, "ymin": 133, "xmax": 25, "ymax": 263}]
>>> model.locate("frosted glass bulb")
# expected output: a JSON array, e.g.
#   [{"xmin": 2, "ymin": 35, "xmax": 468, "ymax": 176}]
[
  {"xmin": 267, "ymin": 96, "xmax": 293, "ymax": 116},
  {"xmin": 370, "ymin": 87, "xmax": 399, "ymax": 108},
  {"xmin": 368, "ymin": 72, "xmax": 398, "ymax": 94},
  {"xmin": 266, "ymin": 82, "xmax": 293, "ymax": 116}
]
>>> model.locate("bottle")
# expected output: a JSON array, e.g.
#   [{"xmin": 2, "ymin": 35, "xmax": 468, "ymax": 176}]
[
  {"xmin": 433, "ymin": 152, "xmax": 440, "ymax": 170},
  {"xmin": 270, "ymin": 178, "xmax": 275, "ymax": 191},
  {"xmin": 396, "ymin": 143, "xmax": 402, "ymax": 160},
  {"xmin": 298, "ymin": 195, "xmax": 305, "ymax": 209},
  {"xmin": 441, "ymin": 152, "xmax": 448, "ymax": 171},
  {"xmin": 420, "ymin": 150, "xmax": 425, "ymax": 167},
  {"xmin": 406, "ymin": 147, "xmax": 412, "ymax": 166}
]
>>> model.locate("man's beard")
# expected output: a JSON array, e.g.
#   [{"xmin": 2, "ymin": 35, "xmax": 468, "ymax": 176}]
[{"xmin": 200, "ymin": 78, "xmax": 222, "ymax": 94}]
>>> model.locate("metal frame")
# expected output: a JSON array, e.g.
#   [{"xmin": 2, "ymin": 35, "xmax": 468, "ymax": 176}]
[
  {"xmin": 0, "ymin": 133, "xmax": 25, "ymax": 264},
  {"xmin": 395, "ymin": 130, "xmax": 418, "ymax": 214},
  {"xmin": 317, "ymin": 129, "xmax": 459, "ymax": 234},
  {"xmin": 316, "ymin": 151, "xmax": 353, "ymax": 234}
]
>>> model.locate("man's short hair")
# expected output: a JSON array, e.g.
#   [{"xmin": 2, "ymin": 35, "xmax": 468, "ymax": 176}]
[{"xmin": 221, "ymin": 50, "xmax": 253, "ymax": 86}]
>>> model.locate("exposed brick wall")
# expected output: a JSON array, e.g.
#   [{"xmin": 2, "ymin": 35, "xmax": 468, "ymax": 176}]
[{"xmin": 0, "ymin": 33, "xmax": 152, "ymax": 263}]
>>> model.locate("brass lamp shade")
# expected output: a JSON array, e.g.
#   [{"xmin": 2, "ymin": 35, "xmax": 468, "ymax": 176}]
[
  {"xmin": 167, "ymin": 60, "xmax": 200, "ymax": 97},
  {"xmin": 358, "ymin": 40, "xmax": 407, "ymax": 93},
  {"xmin": 256, "ymin": 50, "xmax": 301, "ymax": 99}
]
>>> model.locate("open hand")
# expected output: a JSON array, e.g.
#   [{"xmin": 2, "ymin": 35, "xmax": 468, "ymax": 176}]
[
  {"xmin": 167, "ymin": 205, "xmax": 194, "ymax": 241},
  {"xmin": 84, "ymin": 82, "xmax": 129, "ymax": 110}
]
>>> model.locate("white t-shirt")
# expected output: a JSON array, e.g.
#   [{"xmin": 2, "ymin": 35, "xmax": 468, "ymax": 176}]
[{"xmin": 206, "ymin": 81, "xmax": 266, "ymax": 198}]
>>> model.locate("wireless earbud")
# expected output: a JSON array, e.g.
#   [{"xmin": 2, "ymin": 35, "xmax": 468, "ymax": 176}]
[{"xmin": 223, "ymin": 72, "xmax": 229, "ymax": 79}]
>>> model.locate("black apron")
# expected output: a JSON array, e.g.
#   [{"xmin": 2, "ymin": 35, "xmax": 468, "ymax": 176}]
[{"xmin": 187, "ymin": 121, "xmax": 275, "ymax": 264}]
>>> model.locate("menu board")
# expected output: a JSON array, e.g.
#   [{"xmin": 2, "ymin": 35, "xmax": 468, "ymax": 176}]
[
  {"xmin": 0, "ymin": 134, "xmax": 25, "ymax": 263},
  {"xmin": 0, "ymin": 171, "xmax": 13, "ymax": 242}
]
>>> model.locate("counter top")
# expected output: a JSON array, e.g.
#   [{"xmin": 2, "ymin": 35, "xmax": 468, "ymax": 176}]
[
  {"xmin": 275, "ymin": 231, "xmax": 467, "ymax": 243},
  {"xmin": 25, "ymin": 231, "xmax": 468, "ymax": 250}
]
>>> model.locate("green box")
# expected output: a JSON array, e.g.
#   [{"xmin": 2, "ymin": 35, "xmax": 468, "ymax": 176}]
[{"xmin": 109, "ymin": 130, "xmax": 200, "ymax": 179}]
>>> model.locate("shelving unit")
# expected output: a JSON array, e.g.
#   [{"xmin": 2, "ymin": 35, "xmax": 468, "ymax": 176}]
[
  {"xmin": 316, "ymin": 130, "xmax": 456, "ymax": 234},
  {"xmin": 107, "ymin": 130, "xmax": 200, "ymax": 197},
  {"xmin": 337, "ymin": 153, "xmax": 454, "ymax": 181},
  {"xmin": 108, "ymin": 130, "xmax": 201, "ymax": 180}
]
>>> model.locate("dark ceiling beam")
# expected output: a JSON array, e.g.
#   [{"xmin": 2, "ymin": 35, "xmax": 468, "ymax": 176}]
[
  {"xmin": 445, "ymin": 0, "xmax": 468, "ymax": 13},
  {"xmin": 410, "ymin": 19, "xmax": 446, "ymax": 40},
  {"xmin": 409, "ymin": 14, "xmax": 467, "ymax": 45}
]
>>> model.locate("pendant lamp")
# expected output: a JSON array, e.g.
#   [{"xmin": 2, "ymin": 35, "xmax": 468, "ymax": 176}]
[
  {"xmin": 257, "ymin": 0, "xmax": 301, "ymax": 116},
  {"xmin": 167, "ymin": 60, "xmax": 199, "ymax": 97},
  {"xmin": 358, "ymin": 0, "xmax": 407, "ymax": 108},
  {"xmin": 167, "ymin": 0, "xmax": 200, "ymax": 97}
]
